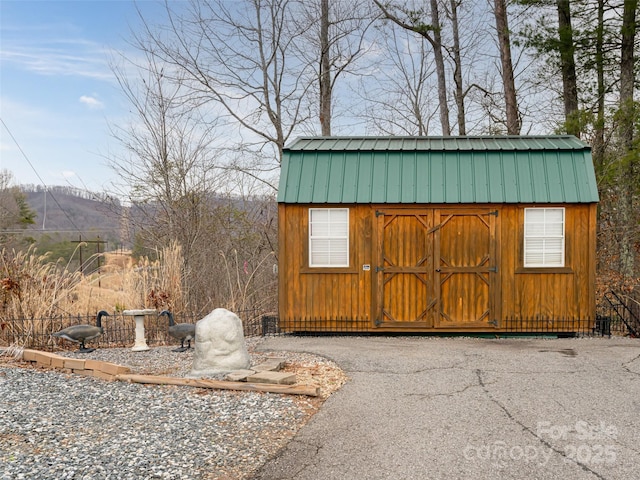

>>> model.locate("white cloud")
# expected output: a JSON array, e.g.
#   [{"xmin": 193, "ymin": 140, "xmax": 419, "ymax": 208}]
[
  {"xmin": 79, "ymin": 95, "xmax": 104, "ymax": 109},
  {"xmin": 61, "ymin": 170, "xmax": 76, "ymax": 178},
  {"xmin": 0, "ymin": 43, "xmax": 115, "ymax": 82}
]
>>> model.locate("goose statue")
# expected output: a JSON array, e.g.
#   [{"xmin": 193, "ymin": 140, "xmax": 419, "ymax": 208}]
[
  {"xmin": 159, "ymin": 310, "xmax": 196, "ymax": 352},
  {"xmin": 52, "ymin": 310, "xmax": 109, "ymax": 353}
]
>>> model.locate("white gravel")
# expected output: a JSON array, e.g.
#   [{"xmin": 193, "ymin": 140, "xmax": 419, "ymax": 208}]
[{"xmin": 0, "ymin": 339, "xmax": 327, "ymax": 480}]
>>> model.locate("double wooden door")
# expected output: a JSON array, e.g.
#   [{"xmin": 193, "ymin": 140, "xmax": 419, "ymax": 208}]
[{"xmin": 375, "ymin": 208, "xmax": 497, "ymax": 329}]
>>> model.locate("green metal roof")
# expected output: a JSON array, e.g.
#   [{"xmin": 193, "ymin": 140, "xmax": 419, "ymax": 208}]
[{"xmin": 278, "ymin": 136, "xmax": 600, "ymax": 204}]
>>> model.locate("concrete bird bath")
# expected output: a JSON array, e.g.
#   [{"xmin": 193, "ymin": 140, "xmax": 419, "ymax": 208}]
[{"xmin": 123, "ymin": 309, "xmax": 157, "ymax": 351}]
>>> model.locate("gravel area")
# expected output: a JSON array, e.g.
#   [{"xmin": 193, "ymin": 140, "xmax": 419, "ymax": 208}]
[{"xmin": 0, "ymin": 339, "xmax": 346, "ymax": 480}]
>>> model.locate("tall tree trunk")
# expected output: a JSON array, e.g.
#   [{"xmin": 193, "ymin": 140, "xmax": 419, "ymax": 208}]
[
  {"xmin": 319, "ymin": 0, "xmax": 332, "ymax": 136},
  {"xmin": 618, "ymin": 0, "xmax": 638, "ymax": 282},
  {"xmin": 494, "ymin": 0, "xmax": 520, "ymax": 135},
  {"xmin": 430, "ymin": 0, "xmax": 451, "ymax": 135},
  {"xmin": 592, "ymin": 0, "xmax": 606, "ymax": 168},
  {"xmin": 557, "ymin": 0, "xmax": 579, "ymax": 136},
  {"xmin": 619, "ymin": 0, "xmax": 636, "ymax": 149},
  {"xmin": 449, "ymin": 0, "xmax": 465, "ymax": 135}
]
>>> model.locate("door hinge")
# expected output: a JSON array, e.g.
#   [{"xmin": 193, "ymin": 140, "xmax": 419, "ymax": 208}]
[
  {"xmin": 488, "ymin": 210, "xmax": 498, "ymax": 217},
  {"xmin": 489, "ymin": 266, "xmax": 498, "ymax": 273},
  {"xmin": 375, "ymin": 318, "xmax": 382, "ymax": 326},
  {"xmin": 375, "ymin": 210, "xmax": 385, "ymax": 217},
  {"xmin": 489, "ymin": 319, "xmax": 498, "ymax": 326},
  {"xmin": 375, "ymin": 266, "xmax": 385, "ymax": 272}
]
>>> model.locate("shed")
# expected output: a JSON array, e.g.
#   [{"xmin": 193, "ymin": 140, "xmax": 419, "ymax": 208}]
[{"xmin": 277, "ymin": 136, "xmax": 599, "ymax": 333}]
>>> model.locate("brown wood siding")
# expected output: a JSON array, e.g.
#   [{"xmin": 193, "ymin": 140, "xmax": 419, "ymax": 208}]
[
  {"xmin": 279, "ymin": 204, "xmax": 373, "ymax": 330},
  {"xmin": 500, "ymin": 204, "xmax": 596, "ymax": 330},
  {"xmin": 279, "ymin": 203, "xmax": 596, "ymax": 332}
]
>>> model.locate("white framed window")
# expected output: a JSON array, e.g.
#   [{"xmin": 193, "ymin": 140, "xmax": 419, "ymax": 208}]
[
  {"xmin": 524, "ymin": 208, "xmax": 565, "ymax": 267},
  {"xmin": 309, "ymin": 208, "xmax": 349, "ymax": 267}
]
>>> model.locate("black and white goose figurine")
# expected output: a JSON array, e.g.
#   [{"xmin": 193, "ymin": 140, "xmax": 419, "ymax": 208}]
[
  {"xmin": 52, "ymin": 310, "xmax": 109, "ymax": 353},
  {"xmin": 159, "ymin": 310, "xmax": 195, "ymax": 352}
]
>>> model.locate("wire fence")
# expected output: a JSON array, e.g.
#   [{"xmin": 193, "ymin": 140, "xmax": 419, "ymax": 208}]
[
  {"xmin": 276, "ymin": 315, "xmax": 633, "ymax": 337},
  {"xmin": 1, "ymin": 293, "xmax": 638, "ymax": 350},
  {"xmin": 0, "ymin": 309, "xmax": 272, "ymax": 352}
]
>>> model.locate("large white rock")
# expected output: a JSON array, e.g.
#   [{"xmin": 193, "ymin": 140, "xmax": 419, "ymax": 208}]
[{"xmin": 189, "ymin": 308, "xmax": 251, "ymax": 377}]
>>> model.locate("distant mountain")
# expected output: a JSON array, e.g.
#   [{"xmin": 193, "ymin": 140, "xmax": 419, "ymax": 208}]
[
  {"xmin": 22, "ymin": 185, "xmax": 123, "ymax": 247},
  {"xmin": 20, "ymin": 185, "xmax": 277, "ymax": 252}
]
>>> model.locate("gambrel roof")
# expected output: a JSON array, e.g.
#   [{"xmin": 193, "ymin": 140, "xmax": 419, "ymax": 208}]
[{"xmin": 278, "ymin": 136, "xmax": 599, "ymax": 204}]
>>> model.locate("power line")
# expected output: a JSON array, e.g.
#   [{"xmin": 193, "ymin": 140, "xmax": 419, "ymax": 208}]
[
  {"xmin": 0, "ymin": 117, "xmax": 89, "ymax": 237},
  {"xmin": 1, "ymin": 118, "xmax": 51, "ymax": 192}
]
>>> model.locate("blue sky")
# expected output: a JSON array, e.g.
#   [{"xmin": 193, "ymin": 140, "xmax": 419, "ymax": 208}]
[{"xmin": 1, "ymin": 0, "xmax": 167, "ymax": 191}]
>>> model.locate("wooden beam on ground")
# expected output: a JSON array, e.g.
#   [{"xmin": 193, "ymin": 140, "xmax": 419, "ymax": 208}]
[{"xmin": 115, "ymin": 373, "xmax": 320, "ymax": 397}]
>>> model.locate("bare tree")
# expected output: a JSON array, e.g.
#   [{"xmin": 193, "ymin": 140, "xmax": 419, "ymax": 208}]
[
  {"xmin": 375, "ymin": 0, "xmax": 452, "ymax": 135},
  {"xmin": 133, "ymin": 0, "xmax": 313, "ymax": 167},
  {"xmin": 494, "ymin": 0, "xmax": 521, "ymax": 134},
  {"xmin": 320, "ymin": 0, "xmax": 332, "ymax": 135},
  {"xmin": 359, "ymin": 25, "xmax": 439, "ymax": 135},
  {"xmin": 292, "ymin": 0, "xmax": 377, "ymax": 136},
  {"xmin": 108, "ymin": 46, "xmax": 225, "ymax": 311},
  {"xmin": 444, "ymin": 0, "xmax": 466, "ymax": 134}
]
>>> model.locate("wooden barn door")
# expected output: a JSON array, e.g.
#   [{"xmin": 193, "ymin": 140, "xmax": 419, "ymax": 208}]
[
  {"xmin": 435, "ymin": 209, "xmax": 497, "ymax": 328},
  {"xmin": 375, "ymin": 209, "xmax": 437, "ymax": 328},
  {"xmin": 375, "ymin": 208, "xmax": 498, "ymax": 330}
]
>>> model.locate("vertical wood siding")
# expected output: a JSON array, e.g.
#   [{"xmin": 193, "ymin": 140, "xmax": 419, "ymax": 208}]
[
  {"xmin": 500, "ymin": 204, "xmax": 596, "ymax": 329},
  {"xmin": 279, "ymin": 204, "xmax": 373, "ymax": 330},
  {"xmin": 279, "ymin": 203, "xmax": 596, "ymax": 332}
]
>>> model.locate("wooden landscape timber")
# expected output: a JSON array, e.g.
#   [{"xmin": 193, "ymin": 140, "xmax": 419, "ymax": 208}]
[
  {"xmin": 115, "ymin": 373, "xmax": 320, "ymax": 397},
  {"xmin": 17, "ymin": 349, "xmax": 320, "ymax": 397}
]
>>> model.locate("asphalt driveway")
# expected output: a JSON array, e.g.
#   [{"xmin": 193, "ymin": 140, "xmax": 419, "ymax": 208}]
[{"xmin": 254, "ymin": 336, "xmax": 640, "ymax": 480}]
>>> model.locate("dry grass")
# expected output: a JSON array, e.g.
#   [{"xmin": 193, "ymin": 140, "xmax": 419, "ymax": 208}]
[
  {"xmin": 1, "ymin": 247, "xmax": 82, "ymax": 344},
  {"xmin": 1, "ymin": 243, "xmax": 186, "ymax": 346},
  {"xmin": 1, "ymin": 246, "xmax": 81, "ymax": 319}
]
